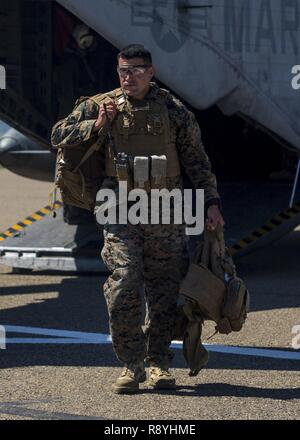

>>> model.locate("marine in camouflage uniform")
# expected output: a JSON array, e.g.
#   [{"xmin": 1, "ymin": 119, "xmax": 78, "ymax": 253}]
[{"xmin": 51, "ymin": 44, "xmax": 222, "ymax": 391}]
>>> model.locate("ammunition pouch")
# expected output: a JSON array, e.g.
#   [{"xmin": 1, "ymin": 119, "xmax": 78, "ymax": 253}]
[
  {"xmin": 150, "ymin": 155, "xmax": 167, "ymax": 189},
  {"xmin": 131, "ymin": 154, "xmax": 168, "ymax": 192},
  {"xmin": 133, "ymin": 156, "xmax": 151, "ymax": 192},
  {"xmin": 114, "ymin": 152, "xmax": 133, "ymax": 191}
]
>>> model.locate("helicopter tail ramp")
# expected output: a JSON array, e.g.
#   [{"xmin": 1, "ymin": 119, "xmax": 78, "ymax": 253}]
[{"xmin": 0, "ymin": 203, "xmax": 107, "ymax": 272}]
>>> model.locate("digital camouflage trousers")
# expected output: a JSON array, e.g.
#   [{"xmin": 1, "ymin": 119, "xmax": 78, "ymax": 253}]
[{"xmin": 101, "ymin": 222, "xmax": 189, "ymax": 367}]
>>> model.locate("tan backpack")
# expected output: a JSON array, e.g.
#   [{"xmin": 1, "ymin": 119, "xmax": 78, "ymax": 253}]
[{"xmin": 50, "ymin": 93, "xmax": 117, "ymax": 214}]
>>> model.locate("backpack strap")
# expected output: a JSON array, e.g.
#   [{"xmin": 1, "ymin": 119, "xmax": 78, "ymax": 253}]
[
  {"xmin": 89, "ymin": 88, "xmax": 124, "ymax": 107},
  {"xmin": 72, "ymin": 91, "xmax": 125, "ymax": 172},
  {"xmin": 72, "ymin": 91, "xmax": 124, "ymax": 172},
  {"xmin": 73, "ymin": 133, "xmax": 105, "ymax": 173}
]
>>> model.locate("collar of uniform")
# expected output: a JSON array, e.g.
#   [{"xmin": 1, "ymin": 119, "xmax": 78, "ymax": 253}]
[{"xmin": 146, "ymin": 82, "xmax": 160, "ymax": 99}]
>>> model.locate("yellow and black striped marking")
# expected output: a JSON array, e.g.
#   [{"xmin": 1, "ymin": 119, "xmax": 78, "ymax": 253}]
[
  {"xmin": 0, "ymin": 202, "xmax": 62, "ymax": 242},
  {"xmin": 229, "ymin": 202, "xmax": 300, "ymax": 255},
  {"xmin": 1, "ymin": 200, "xmax": 300, "ymax": 254}
]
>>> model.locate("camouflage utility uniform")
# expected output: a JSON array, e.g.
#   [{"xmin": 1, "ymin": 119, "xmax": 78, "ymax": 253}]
[{"xmin": 51, "ymin": 83, "xmax": 220, "ymax": 368}]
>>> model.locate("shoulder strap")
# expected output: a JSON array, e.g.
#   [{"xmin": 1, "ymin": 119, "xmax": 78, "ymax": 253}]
[
  {"xmin": 156, "ymin": 88, "xmax": 171, "ymax": 104},
  {"xmin": 72, "ymin": 87, "xmax": 127, "ymax": 172},
  {"xmin": 73, "ymin": 132, "xmax": 106, "ymax": 173},
  {"xmin": 72, "ymin": 89, "xmax": 124, "ymax": 171},
  {"xmin": 89, "ymin": 88, "xmax": 123, "ymax": 107},
  {"xmin": 74, "ymin": 96, "xmax": 90, "ymax": 107},
  {"xmin": 73, "ymin": 143, "xmax": 97, "ymax": 173},
  {"xmin": 89, "ymin": 93, "xmax": 110, "ymax": 107}
]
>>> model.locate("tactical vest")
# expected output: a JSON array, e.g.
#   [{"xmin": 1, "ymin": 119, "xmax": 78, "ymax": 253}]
[
  {"xmin": 92, "ymin": 88, "xmax": 181, "ymax": 178},
  {"xmin": 51, "ymin": 86, "xmax": 181, "ymax": 214}
]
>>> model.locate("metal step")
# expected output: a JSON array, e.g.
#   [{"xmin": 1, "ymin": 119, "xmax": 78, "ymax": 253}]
[{"xmin": 0, "ymin": 206, "xmax": 107, "ymax": 272}]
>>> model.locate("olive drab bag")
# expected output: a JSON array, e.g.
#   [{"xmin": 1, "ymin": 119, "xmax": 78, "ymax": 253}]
[
  {"xmin": 179, "ymin": 226, "xmax": 250, "ymax": 335},
  {"xmin": 50, "ymin": 94, "xmax": 113, "ymax": 213}
]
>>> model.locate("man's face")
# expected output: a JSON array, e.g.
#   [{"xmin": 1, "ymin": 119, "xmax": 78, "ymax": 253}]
[{"xmin": 117, "ymin": 56, "xmax": 154, "ymax": 99}]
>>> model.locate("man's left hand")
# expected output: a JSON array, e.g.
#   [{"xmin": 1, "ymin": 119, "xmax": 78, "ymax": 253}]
[{"xmin": 206, "ymin": 204, "xmax": 225, "ymax": 231}]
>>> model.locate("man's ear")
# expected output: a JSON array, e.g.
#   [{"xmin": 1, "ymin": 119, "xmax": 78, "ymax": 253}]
[{"xmin": 149, "ymin": 65, "xmax": 155, "ymax": 79}]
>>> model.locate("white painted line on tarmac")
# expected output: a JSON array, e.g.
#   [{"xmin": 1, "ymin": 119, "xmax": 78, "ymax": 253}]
[
  {"xmin": 2, "ymin": 324, "xmax": 300, "ymax": 361},
  {"xmin": 4, "ymin": 338, "xmax": 111, "ymax": 344},
  {"xmin": 4, "ymin": 325, "xmax": 109, "ymax": 341},
  {"xmin": 172, "ymin": 341, "xmax": 300, "ymax": 360}
]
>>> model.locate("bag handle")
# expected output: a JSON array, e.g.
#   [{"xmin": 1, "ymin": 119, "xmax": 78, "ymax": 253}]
[{"xmin": 215, "ymin": 225, "xmax": 226, "ymax": 259}]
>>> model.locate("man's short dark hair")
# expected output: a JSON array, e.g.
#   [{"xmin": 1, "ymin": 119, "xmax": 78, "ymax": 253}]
[{"xmin": 118, "ymin": 44, "xmax": 152, "ymax": 65}]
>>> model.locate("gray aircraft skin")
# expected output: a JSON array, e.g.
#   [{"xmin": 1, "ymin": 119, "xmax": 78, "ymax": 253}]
[
  {"xmin": 0, "ymin": 0, "xmax": 299, "ymax": 181},
  {"xmin": 57, "ymin": 0, "xmax": 300, "ymax": 153},
  {"xmin": 0, "ymin": 125, "xmax": 55, "ymax": 182}
]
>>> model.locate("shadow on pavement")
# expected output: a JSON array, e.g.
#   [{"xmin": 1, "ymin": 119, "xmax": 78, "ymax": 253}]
[
  {"xmin": 0, "ymin": 263, "xmax": 299, "ymax": 371},
  {"xmin": 138, "ymin": 383, "xmax": 300, "ymax": 400},
  {"xmin": 0, "ymin": 339, "xmax": 299, "ymax": 372}
]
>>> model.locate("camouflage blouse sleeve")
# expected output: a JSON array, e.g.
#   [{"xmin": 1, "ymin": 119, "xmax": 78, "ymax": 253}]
[
  {"xmin": 170, "ymin": 98, "xmax": 221, "ymax": 208},
  {"xmin": 51, "ymin": 97, "xmax": 104, "ymax": 149}
]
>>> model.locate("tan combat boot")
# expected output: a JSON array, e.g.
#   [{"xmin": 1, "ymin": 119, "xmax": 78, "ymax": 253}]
[
  {"xmin": 112, "ymin": 362, "xmax": 146, "ymax": 394},
  {"xmin": 148, "ymin": 365, "xmax": 176, "ymax": 390}
]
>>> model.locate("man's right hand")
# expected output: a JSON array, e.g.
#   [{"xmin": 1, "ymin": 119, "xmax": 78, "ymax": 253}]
[{"xmin": 92, "ymin": 101, "xmax": 117, "ymax": 132}]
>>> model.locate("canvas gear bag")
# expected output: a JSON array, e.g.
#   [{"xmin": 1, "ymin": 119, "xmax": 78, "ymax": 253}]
[
  {"xmin": 177, "ymin": 226, "xmax": 250, "ymax": 376},
  {"xmin": 50, "ymin": 93, "xmax": 119, "ymax": 214},
  {"xmin": 52, "ymin": 137, "xmax": 104, "ymax": 213},
  {"xmin": 179, "ymin": 226, "xmax": 250, "ymax": 335}
]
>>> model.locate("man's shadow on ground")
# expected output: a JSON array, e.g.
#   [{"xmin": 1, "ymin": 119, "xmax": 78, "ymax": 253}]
[{"xmin": 139, "ymin": 382, "xmax": 300, "ymax": 400}]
